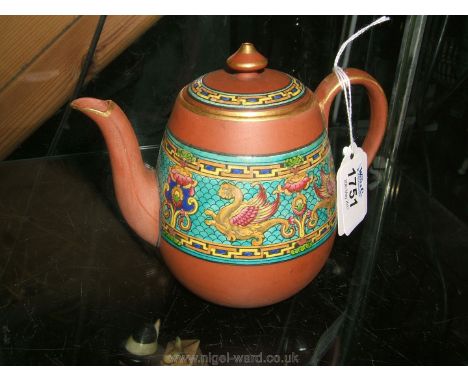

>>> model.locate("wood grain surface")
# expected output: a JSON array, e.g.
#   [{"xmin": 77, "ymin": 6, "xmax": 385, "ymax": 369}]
[{"xmin": 0, "ymin": 15, "xmax": 161, "ymax": 159}]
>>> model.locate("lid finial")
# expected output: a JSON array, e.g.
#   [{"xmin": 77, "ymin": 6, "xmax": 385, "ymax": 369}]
[{"xmin": 226, "ymin": 43, "xmax": 268, "ymax": 73}]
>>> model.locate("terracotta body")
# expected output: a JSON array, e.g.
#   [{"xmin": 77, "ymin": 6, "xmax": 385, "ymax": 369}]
[{"xmin": 71, "ymin": 43, "xmax": 387, "ymax": 308}]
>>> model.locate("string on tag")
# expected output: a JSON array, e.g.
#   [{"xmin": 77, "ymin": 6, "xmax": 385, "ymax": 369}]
[{"xmin": 333, "ymin": 16, "xmax": 390, "ymax": 156}]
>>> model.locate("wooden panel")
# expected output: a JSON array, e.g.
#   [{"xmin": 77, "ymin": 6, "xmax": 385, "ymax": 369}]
[
  {"xmin": 0, "ymin": 15, "xmax": 161, "ymax": 160},
  {"xmin": 0, "ymin": 16, "xmax": 79, "ymax": 90}
]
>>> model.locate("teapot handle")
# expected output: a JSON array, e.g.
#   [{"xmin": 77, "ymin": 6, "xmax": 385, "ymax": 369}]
[{"xmin": 315, "ymin": 68, "xmax": 388, "ymax": 166}]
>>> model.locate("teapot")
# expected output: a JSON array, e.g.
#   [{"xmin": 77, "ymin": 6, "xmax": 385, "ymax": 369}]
[{"xmin": 71, "ymin": 43, "xmax": 387, "ymax": 308}]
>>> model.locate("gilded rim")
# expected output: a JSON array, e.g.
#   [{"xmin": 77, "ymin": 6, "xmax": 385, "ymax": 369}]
[
  {"xmin": 188, "ymin": 75, "xmax": 305, "ymax": 110},
  {"xmin": 70, "ymin": 99, "xmax": 115, "ymax": 118}
]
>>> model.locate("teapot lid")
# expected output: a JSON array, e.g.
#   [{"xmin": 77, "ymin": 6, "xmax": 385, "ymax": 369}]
[{"xmin": 180, "ymin": 43, "xmax": 312, "ymax": 119}]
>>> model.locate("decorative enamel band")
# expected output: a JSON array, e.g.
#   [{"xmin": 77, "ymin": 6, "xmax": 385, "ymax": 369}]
[
  {"xmin": 157, "ymin": 130, "xmax": 336, "ymax": 265},
  {"xmin": 187, "ymin": 75, "xmax": 306, "ymax": 110}
]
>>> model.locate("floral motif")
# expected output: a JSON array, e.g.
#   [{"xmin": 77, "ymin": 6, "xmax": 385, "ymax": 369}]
[
  {"xmin": 276, "ymin": 172, "xmax": 312, "ymax": 195},
  {"xmin": 163, "ymin": 165, "xmax": 198, "ymax": 231},
  {"xmin": 274, "ymin": 167, "xmax": 336, "ymax": 240},
  {"xmin": 291, "ymin": 194, "xmax": 307, "ymax": 216}
]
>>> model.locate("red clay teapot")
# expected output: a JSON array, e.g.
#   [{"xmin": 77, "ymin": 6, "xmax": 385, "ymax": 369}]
[{"xmin": 71, "ymin": 43, "xmax": 387, "ymax": 308}]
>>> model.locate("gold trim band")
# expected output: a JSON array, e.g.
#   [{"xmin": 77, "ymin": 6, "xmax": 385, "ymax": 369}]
[
  {"xmin": 70, "ymin": 100, "xmax": 115, "ymax": 118},
  {"xmin": 179, "ymin": 88, "xmax": 314, "ymax": 121}
]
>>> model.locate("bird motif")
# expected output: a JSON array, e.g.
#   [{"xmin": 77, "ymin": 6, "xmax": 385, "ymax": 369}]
[
  {"xmin": 205, "ymin": 183, "xmax": 290, "ymax": 245},
  {"xmin": 229, "ymin": 184, "xmax": 280, "ymax": 226}
]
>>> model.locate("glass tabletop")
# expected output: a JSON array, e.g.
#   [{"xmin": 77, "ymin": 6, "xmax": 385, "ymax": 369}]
[{"xmin": 0, "ymin": 145, "xmax": 466, "ymax": 365}]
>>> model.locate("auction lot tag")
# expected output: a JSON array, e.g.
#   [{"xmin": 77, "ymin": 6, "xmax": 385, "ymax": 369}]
[{"xmin": 336, "ymin": 143, "xmax": 367, "ymax": 236}]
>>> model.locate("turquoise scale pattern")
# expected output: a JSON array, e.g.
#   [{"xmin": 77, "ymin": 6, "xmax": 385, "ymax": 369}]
[{"xmin": 157, "ymin": 129, "xmax": 337, "ymax": 265}]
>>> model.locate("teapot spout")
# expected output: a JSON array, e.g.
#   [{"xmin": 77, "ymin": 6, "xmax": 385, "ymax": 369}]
[{"xmin": 71, "ymin": 97, "xmax": 160, "ymax": 246}]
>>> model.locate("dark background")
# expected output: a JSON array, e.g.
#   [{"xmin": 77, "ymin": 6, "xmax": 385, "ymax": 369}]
[
  {"xmin": 7, "ymin": 15, "xmax": 468, "ymax": 223},
  {"xmin": 7, "ymin": 16, "xmax": 404, "ymax": 159},
  {"xmin": 1, "ymin": 16, "xmax": 468, "ymax": 365}
]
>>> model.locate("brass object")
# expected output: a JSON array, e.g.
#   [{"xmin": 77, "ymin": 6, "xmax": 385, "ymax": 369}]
[{"xmin": 161, "ymin": 337, "xmax": 204, "ymax": 366}]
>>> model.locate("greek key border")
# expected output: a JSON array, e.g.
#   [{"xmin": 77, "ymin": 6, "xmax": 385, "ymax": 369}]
[
  {"xmin": 188, "ymin": 75, "xmax": 306, "ymax": 110},
  {"xmin": 162, "ymin": 131, "xmax": 330, "ymax": 181},
  {"xmin": 161, "ymin": 212, "xmax": 336, "ymax": 265}
]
